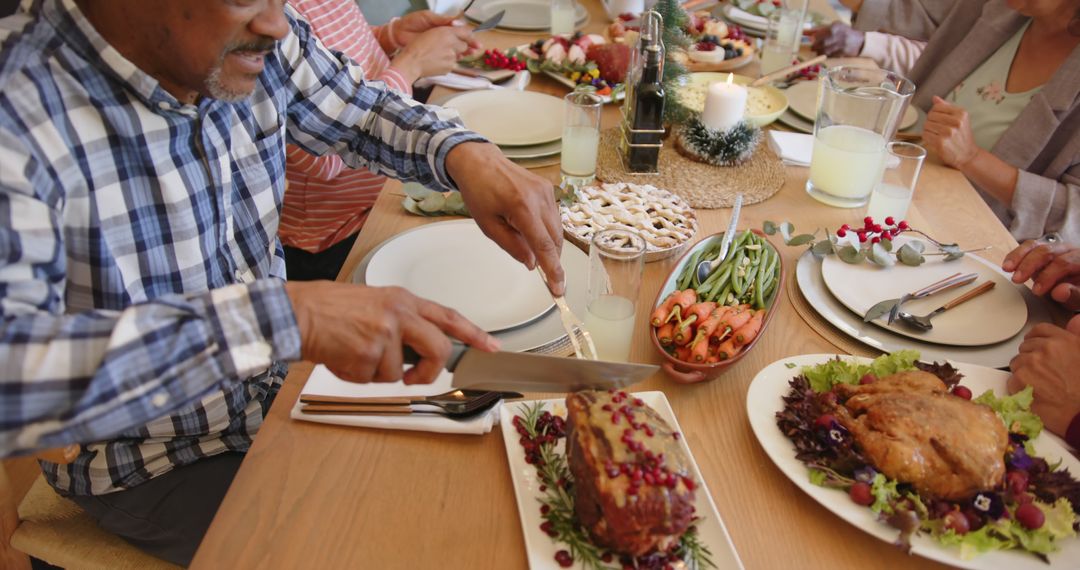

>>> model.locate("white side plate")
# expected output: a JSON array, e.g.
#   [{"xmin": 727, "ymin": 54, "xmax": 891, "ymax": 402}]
[{"xmin": 442, "ymin": 90, "xmax": 565, "ymax": 147}]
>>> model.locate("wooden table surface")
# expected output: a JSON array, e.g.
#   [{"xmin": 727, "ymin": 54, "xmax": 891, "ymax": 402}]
[{"xmin": 192, "ymin": 2, "xmax": 1020, "ymax": 568}]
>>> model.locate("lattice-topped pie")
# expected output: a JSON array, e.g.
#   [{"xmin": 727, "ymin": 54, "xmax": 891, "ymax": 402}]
[{"xmin": 561, "ymin": 182, "xmax": 697, "ymax": 257}]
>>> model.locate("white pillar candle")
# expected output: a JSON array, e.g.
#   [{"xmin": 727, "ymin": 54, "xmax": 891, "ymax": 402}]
[{"xmin": 700, "ymin": 75, "xmax": 748, "ymax": 132}]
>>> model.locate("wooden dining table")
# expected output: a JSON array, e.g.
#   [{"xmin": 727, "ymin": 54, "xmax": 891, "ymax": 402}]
[{"xmin": 191, "ymin": 2, "xmax": 1023, "ymax": 568}]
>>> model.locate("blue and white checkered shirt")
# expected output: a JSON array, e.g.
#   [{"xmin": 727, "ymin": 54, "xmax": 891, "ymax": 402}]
[{"xmin": 0, "ymin": 0, "xmax": 483, "ymax": 495}]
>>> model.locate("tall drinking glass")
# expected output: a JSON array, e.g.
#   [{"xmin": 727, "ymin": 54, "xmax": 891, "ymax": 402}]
[
  {"xmin": 584, "ymin": 228, "xmax": 645, "ymax": 362},
  {"xmin": 760, "ymin": 8, "xmax": 804, "ymax": 76},
  {"xmin": 561, "ymin": 91, "xmax": 603, "ymax": 195},
  {"xmin": 866, "ymin": 142, "xmax": 926, "ymax": 221},
  {"xmin": 806, "ymin": 66, "xmax": 915, "ymax": 208}
]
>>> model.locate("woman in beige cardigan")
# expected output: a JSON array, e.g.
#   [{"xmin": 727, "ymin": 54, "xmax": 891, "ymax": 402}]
[{"xmin": 899, "ymin": 0, "xmax": 1080, "ymax": 243}]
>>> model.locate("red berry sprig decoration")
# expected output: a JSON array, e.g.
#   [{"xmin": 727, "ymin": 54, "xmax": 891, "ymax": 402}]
[
  {"xmin": 764, "ymin": 217, "xmax": 983, "ymax": 267},
  {"xmin": 480, "ymin": 48, "xmax": 527, "ymax": 72}
]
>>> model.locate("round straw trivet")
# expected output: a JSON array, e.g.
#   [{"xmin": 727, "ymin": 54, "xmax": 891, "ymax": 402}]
[
  {"xmin": 786, "ymin": 272, "xmax": 880, "ymax": 358},
  {"xmin": 595, "ymin": 128, "xmax": 785, "ymax": 209}
]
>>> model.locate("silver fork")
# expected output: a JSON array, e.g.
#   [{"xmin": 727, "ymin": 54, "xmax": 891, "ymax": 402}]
[{"xmin": 539, "ymin": 270, "xmax": 598, "ymax": 360}]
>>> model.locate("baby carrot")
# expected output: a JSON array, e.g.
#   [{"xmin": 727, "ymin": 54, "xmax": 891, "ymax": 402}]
[
  {"xmin": 672, "ymin": 289, "xmax": 698, "ymax": 311},
  {"xmin": 686, "ymin": 301, "xmax": 717, "ymax": 323},
  {"xmin": 650, "ymin": 292, "xmax": 679, "ymax": 327},
  {"xmin": 674, "ymin": 345, "xmax": 692, "ymax": 361},
  {"xmin": 656, "ymin": 322, "xmax": 676, "ymax": 345},
  {"xmin": 716, "ymin": 338, "xmax": 741, "ymax": 361},
  {"xmin": 673, "ymin": 314, "xmax": 699, "ymax": 345},
  {"xmin": 734, "ymin": 309, "xmax": 765, "ymax": 346},
  {"xmin": 696, "ymin": 309, "xmax": 723, "ymax": 338},
  {"xmin": 689, "ymin": 330, "xmax": 710, "ymax": 362},
  {"xmin": 723, "ymin": 307, "xmax": 753, "ymax": 331}
]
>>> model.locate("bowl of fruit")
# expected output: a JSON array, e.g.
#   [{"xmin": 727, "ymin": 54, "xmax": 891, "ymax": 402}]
[{"xmin": 649, "ymin": 229, "xmax": 784, "ymax": 383}]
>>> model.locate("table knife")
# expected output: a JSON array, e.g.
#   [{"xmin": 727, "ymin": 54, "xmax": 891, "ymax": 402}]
[{"xmin": 404, "ymin": 345, "xmax": 657, "ymax": 393}]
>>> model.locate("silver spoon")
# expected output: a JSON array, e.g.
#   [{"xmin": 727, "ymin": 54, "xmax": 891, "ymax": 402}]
[
  {"xmin": 696, "ymin": 193, "xmax": 743, "ymax": 285},
  {"xmin": 897, "ymin": 281, "xmax": 996, "ymax": 331}
]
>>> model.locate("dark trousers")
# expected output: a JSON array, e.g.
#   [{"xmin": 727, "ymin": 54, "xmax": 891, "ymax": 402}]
[
  {"xmin": 70, "ymin": 452, "xmax": 245, "ymax": 566},
  {"xmin": 283, "ymin": 232, "xmax": 359, "ymax": 282}
]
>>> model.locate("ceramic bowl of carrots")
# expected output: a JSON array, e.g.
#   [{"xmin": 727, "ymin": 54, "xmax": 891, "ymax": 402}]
[{"xmin": 649, "ymin": 228, "xmax": 784, "ymax": 383}]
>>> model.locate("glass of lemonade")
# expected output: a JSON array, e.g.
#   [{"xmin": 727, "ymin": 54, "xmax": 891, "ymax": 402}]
[
  {"xmin": 866, "ymin": 142, "xmax": 926, "ymax": 221},
  {"xmin": 584, "ymin": 228, "xmax": 645, "ymax": 362},
  {"xmin": 560, "ymin": 91, "xmax": 603, "ymax": 194},
  {"xmin": 806, "ymin": 66, "xmax": 915, "ymax": 208},
  {"xmin": 760, "ymin": 9, "xmax": 804, "ymax": 76}
]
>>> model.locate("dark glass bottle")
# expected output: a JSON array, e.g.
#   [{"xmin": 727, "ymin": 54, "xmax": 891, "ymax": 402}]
[{"xmin": 627, "ymin": 45, "xmax": 665, "ymax": 173}]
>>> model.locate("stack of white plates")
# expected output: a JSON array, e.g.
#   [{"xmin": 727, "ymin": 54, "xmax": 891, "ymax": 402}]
[
  {"xmin": 793, "ymin": 236, "xmax": 1060, "ymax": 368},
  {"xmin": 717, "ymin": 4, "xmax": 816, "ymax": 37},
  {"xmin": 465, "ymin": 0, "xmax": 588, "ymax": 31},
  {"xmin": 778, "ymin": 79, "xmax": 921, "ymax": 134},
  {"xmin": 352, "ymin": 220, "xmax": 586, "ymax": 354},
  {"xmin": 441, "ymin": 90, "xmax": 565, "ymax": 166}
]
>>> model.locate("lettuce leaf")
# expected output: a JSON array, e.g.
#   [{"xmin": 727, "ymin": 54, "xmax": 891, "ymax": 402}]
[
  {"xmin": 932, "ymin": 499, "xmax": 1077, "ymax": 559},
  {"xmin": 973, "ymin": 386, "xmax": 1044, "ymax": 438},
  {"xmin": 870, "ymin": 473, "xmax": 900, "ymax": 515},
  {"xmin": 801, "ymin": 350, "xmax": 921, "ymax": 393}
]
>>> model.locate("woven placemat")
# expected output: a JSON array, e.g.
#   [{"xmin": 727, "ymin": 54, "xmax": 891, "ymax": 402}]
[
  {"xmin": 595, "ymin": 128, "xmax": 785, "ymax": 209},
  {"xmin": 786, "ymin": 270, "xmax": 879, "ymax": 358}
]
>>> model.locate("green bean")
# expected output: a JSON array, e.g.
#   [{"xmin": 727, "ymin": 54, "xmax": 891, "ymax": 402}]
[
  {"xmin": 716, "ymin": 283, "xmax": 733, "ymax": 305},
  {"xmin": 680, "ymin": 249, "xmax": 704, "ymax": 289},
  {"xmin": 731, "ymin": 255, "xmax": 747, "ymax": 296}
]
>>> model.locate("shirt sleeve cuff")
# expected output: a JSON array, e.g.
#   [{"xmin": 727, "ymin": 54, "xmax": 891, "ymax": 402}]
[
  {"xmin": 427, "ymin": 128, "xmax": 489, "ymax": 192},
  {"xmin": 204, "ymin": 279, "xmax": 302, "ymax": 376},
  {"xmin": 1008, "ymin": 170, "xmax": 1059, "ymax": 240},
  {"xmin": 859, "ymin": 31, "xmax": 887, "ymax": 60},
  {"xmin": 381, "ymin": 66, "xmax": 414, "ymax": 96}
]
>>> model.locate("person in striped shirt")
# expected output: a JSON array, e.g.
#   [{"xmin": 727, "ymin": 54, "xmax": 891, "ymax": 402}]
[
  {"xmin": 0, "ymin": 0, "xmax": 564, "ymax": 564},
  {"xmin": 282, "ymin": 0, "xmax": 481, "ymax": 280}
]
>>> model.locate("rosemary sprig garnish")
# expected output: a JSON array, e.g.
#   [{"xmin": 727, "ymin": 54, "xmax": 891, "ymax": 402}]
[{"xmin": 515, "ymin": 402, "xmax": 717, "ymax": 570}]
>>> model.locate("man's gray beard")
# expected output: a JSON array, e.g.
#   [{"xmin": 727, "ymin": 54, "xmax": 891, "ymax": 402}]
[{"xmin": 205, "ymin": 63, "xmax": 253, "ymax": 102}]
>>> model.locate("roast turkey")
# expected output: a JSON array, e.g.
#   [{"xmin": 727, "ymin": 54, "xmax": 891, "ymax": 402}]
[{"xmin": 830, "ymin": 371, "xmax": 1009, "ymax": 500}]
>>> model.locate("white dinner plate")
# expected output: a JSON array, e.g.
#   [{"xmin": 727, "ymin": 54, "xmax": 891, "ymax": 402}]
[
  {"xmin": 465, "ymin": 0, "xmax": 588, "ymax": 31},
  {"xmin": 442, "ymin": 90, "xmax": 564, "ymax": 147},
  {"xmin": 353, "ymin": 220, "xmax": 588, "ymax": 353},
  {"xmin": 720, "ymin": 4, "xmax": 816, "ymax": 31},
  {"xmin": 500, "ymin": 392, "xmax": 745, "ymax": 569},
  {"xmin": 794, "ymin": 250, "xmax": 1056, "ymax": 369},
  {"xmin": 785, "ymin": 79, "xmax": 919, "ymax": 131},
  {"xmin": 776, "ymin": 108, "xmax": 814, "ymax": 133},
  {"xmin": 820, "ymin": 237, "xmax": 1028, "ymax": 346},
  {"xmin": 746, "ymin": 354, "xmax": 1080, "ymax": 569},
  {"xmin": 499, "ymin": 138, "xmax": 562, "ymax": 160},
  {"xmin": 365, "ymin": 220, "xmax": 554, "ymax": 333}
]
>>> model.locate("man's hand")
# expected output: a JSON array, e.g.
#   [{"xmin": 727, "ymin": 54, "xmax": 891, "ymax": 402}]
[
  {"xmin": 1002, "ymin": 240, "xmax": 1080, "ymax": 309},
  {"xmin": 393, "ymin": 26, "xmax": 479, "ymax": 81},
  {"xmin": 285, "ymin": 281, "xmax": 499, "ymax": 384},
  {"xmin": 810, "ymin": 22, "xmax": 865, "ymax": 58},
  {"xmin": 1008, "ymin": 318, "xmax": 1080, "ymax": 437},
  {"xmin": 923, "ymin": 96, "xmax": 980, "ymax": 169},
  {"xmin": 445, "ymin": 142, "xmax": 566, "ymax": 296}
]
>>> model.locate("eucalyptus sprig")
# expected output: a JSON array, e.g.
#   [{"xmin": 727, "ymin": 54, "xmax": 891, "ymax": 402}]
[
  {"xmin": 763, "ymin": 218, "xmax": 989, "ymax": 267},
  {"xmin": 401, "ymin": 184, "xmax": 470, "ymax": 217}
]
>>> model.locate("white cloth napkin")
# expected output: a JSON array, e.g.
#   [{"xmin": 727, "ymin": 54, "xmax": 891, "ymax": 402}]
[
  {"xmin": 415, "ymin": 70, "xmax": 531, "ymax": 92},
  {"xmin": 290, "ymin": 365, "xmax": 500, "ymax": 435},
  {"xmin": 767, "ymin": 130, "xmax": 813, "ymax": 166}
]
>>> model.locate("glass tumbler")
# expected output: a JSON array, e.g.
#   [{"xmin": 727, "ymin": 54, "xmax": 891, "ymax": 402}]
[
  {"xmin": 759, "ymin": 7, "xmax": 806, "ymax": 76},
  {"xmin": 584, "ymin": 228, "xmax": 646, "ymax": 362},
  {"xmin": 806, "ymin": 66, "xmax": 916, "ymax": 208},
  {"xmin": 866, "ymin": 142, "xmax": 926, "ymax": 222},
  {"xmin": 560, "ymin": 91, "xmax": 603, "ymax": 195}
]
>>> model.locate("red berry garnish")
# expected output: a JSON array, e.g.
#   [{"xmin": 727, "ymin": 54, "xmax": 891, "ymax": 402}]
[
  {"xmin": 1016, "ymin": 503, "xmax": 1045, "ymax": 530},
  {"xmin": 863, "ymin": 216, "xmax": 874, "ymax": 226},
  {"xmin": 836, "ymin": 228, "xmax": 847, "ymax": 238},
  {"xmin": 898, "ymin": 220, "xmax": 910, "ymax": 230},
  {"xmin": 840, "ymin": 223, "xmax": 850, "ymax": 231},
  {"xmin": 858, "ymin": 233, "xmax": 868, "ymax": 243},
  {"xmin": 884, "ymin": 216, "xmax": 895, "ymax": 226},
  {"xmin": 555, "ymin": 550, "xmax": 574, "ymax": 567},
  {"xmin": 871, "ymin": 237, "xmax": 881, "ymax": 244},
  {"xmin": 849, "ymin": 481, "xmax": 873, "ymax": 506},
  {"xmin": 859, "ymin": 373, "xmax": 877, "ymax": 385},
  {"xmin": 951, "ymin": 385, "xmax": 972, "ymax": 400},
  {"xmin": 943, "ymin": 510, "xmax": 970, "ymax": 534},
  {"xmin": 872, "ymin": 224, "xmax": 883, "ymax": 233}
]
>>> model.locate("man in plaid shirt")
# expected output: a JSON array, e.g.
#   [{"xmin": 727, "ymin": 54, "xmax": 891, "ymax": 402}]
[{"xmin": 0, "ymin": 0, "xmax": 565, "ymax": 563}]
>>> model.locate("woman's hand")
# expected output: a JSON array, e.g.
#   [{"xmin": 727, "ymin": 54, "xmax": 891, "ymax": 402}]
[
  {"xmin": 922, "ymin": 96, "xmax": 980, "ymax": 169},
  {"xmin": 1008, "ymin": 317, "xmax": 1080, "ymax": 438},
  {"xmin": 393, "ymin": 25, "xmax": 479, "ymax": 81},
  {"xmin": 394, "ymin": 10, "xmax": 458, "ymax": 45},
  {"xmin": 810, "ymin": 22, "xmax": 865, "ymax": 57}
]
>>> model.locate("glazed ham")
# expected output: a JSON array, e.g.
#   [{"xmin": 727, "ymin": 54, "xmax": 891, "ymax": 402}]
[
  {"xmin": 566, "ymin": 391, "xmax": 696, "ymax": 556},
  {"xmin": 586, "ymin": 43, "xmax": 632, "ymax": 84}
]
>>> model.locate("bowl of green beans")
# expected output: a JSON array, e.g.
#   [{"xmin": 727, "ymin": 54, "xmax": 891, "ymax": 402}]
[{"xmin": 648, "ymin": 228, "xmax": 785, "ymax": 383}]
